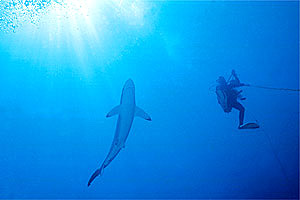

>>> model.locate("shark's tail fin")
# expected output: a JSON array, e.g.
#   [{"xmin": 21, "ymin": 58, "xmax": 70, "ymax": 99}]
[{"xmin": 87, "ymin": 165, "xmax": 104, "ymax": 187}]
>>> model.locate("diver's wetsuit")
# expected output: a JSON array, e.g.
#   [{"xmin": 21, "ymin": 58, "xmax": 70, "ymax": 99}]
[
  {"xmin": 227, "ymin": 79, "xmax": 245, "ymax": 127},
  {"xmin": 217, "ymin": 75, "xmax": 245, "ymax": 127}
]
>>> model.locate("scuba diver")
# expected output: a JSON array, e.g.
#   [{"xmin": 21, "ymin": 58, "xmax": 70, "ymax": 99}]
[{"xmin": 216, "ymin": 70, "xmax": 258, "ymax": 129}]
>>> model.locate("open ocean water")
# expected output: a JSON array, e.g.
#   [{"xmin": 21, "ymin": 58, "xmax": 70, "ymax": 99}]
[{"xmin": 0, "ymin": 0, "xmax": 299, "ymax": 199}]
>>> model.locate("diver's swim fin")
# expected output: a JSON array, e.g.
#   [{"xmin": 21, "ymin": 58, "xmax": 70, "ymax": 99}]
[{"xmin": 238, "ymin": 122, "xmax": 260, "ymax": 129}]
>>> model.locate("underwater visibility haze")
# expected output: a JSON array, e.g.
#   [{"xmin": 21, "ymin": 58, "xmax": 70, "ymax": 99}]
[{"xmin": 0, "ymin": 0, "xmax": 299, "ymax": 199}]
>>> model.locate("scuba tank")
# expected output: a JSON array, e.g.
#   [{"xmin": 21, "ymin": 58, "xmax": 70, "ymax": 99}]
[{"xmin": 216, "ymin": 87, "xmax": 232, "ymax": 113}]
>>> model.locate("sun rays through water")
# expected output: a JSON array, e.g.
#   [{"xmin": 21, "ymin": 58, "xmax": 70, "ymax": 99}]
[{"xmin": 0, "ymin": 0, "xmax": 157, "ymax": 77}]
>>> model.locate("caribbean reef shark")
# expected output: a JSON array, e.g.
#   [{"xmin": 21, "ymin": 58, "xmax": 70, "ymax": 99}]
[{"xmin": 88, "ymin": 79, "xmax": 151, "ymax": 187}]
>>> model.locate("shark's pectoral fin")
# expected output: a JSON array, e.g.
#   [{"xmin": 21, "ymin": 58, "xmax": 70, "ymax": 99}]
[
  {"xmin": 135, "ymin": 106, "xmax": 152, "ymax": 121},
  {"xmin": 106, "ymin": 105, "xmax": 120, "ymax": 118}
]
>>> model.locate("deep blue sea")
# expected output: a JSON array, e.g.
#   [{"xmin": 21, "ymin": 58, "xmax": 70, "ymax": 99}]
[{"xmin": 0, "ymin": 0, "xmax": 299, "ymax": 199}]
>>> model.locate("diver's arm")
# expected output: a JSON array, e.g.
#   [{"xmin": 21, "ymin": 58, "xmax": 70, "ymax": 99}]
[
  {"xmin": 232, "ymin": 70, "xmax": 240, "ymax": 83},
  {"xmin": 229, "ymin": 83, "xmax": 245, "ymax": 89},
  {"xmin": 229, "ymin": 81, "xmax": 247, "ymax": 89},
  {"xmin": 229, "ymin": 70, "xmax": 246, "ymax": 88}
]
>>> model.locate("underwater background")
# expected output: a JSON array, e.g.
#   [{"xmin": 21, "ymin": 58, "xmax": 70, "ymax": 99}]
[{"xmin": 0, "ymin": 0, "xmax": 299, "ymax": 199}]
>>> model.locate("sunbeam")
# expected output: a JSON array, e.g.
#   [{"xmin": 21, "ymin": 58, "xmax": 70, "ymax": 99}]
[{"xmin": 0, "ymin": 0, "xmax": 155, "ymax": 76}]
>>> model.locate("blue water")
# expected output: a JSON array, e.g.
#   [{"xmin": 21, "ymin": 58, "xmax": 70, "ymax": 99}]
[{"xmin": 0, "ymin": 0, "xmax": 299, "ymax": 199}]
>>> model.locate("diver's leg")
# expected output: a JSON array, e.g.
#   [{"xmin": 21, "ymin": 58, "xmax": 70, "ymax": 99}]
[{"xmin": 232, "ymin": 102, "xmax": 245, "ymax": 126}]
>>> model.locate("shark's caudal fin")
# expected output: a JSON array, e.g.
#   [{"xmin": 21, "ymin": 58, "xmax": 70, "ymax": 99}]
[
  {"xmin": 87, "ymin": 166, "xmax": 104, "ymax": 187},
  {"xmin": 135, "ymin": 106, "xmax": 151, "ymax": 121},
  {"xmin": 106, "ymin": 105, "xmax": 120, "ymax": 118}
]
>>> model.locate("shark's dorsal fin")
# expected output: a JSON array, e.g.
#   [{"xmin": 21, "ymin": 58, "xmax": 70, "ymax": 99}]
[
  {"xmin": 106, "ymin": 105, "xmax": 121, "ymax": 118},
  {"xmin": 135, "ymin": 106, "xmax": 152, "ymax": 121}
]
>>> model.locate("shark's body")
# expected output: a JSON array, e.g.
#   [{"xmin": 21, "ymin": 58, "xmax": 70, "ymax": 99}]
[{"xmin": 88, "ymin": 79, "xmax": 151, "ymax": 186}]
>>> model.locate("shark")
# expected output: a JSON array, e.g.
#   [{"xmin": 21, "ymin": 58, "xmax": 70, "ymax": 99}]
[{"xmin": 88, "ymin": 79, "xmax": 151, "ymax": 187}]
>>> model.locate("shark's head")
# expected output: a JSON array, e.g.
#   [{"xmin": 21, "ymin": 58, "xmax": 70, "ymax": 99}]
[
  {"xmin": 124, "ymin": 79, "xmax": 135, "ymax": 89},
  {"xmin": 121, "ymin": 79, "xmax": 135, "ymax": 105}
]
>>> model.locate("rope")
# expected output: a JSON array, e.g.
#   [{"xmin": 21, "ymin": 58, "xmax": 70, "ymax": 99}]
[
  {"xmin": 244, "ymin": 109, "xmax": 292, "ymax": 192},
  {"xmin": 247, "ymin": 84, "xmax": 300, "ymax": 92},
  {"xmin": 261, "ymin": 127, "xmax": 292, "ymax": 193}
]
